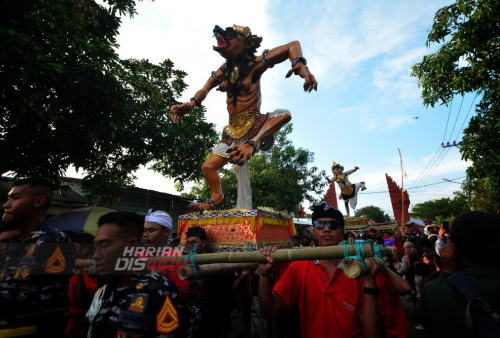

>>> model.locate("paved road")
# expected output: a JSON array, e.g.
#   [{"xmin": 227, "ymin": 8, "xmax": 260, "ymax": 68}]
[
  {"xmin": 400, "ymin": 295, "xmax": 432, "ymax": 338},
  {"xmin": 226, "ymin": 295, "xmax": 433, "ymax": 337}
]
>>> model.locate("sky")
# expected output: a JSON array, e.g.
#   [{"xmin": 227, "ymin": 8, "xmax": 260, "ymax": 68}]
[{"xmin": 109, "ymin": 0, "xmax": 473, "ymax": 218}]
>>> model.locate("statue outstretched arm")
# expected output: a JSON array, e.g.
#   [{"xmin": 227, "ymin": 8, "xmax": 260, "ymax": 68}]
[
  {"xmin": 256, "ymin": 40, "xmax": 317, "ymax": 92},
  {"xmin": 344, "ymin": 166, "xmax": 359, "ymax": 176},
  {"xmin": 170, "ymin": 65, "xmax": 224, "ymax": 123}
]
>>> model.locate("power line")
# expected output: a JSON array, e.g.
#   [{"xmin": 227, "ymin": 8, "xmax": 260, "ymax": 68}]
[
  {"xmin": 447, "ymin": 95, "xmax": 464, "ymax": 143},
  {"xmin": 452, "ymin": 92, "xmax": 479, "ymax": 141},
  {"xmin": 413, "ymin": 94, "xmax": 477, "ymax": 192},
  {"xmin": 413, "ymin": 147, "xmax": 452, "ymax": 192},
  {"xmin": 409, "ymin": 147, "xmax": 446, "ymax": 189},
  {"xmin": 442, "ymin": 98, "xmax": 453, "ymax": 143},
  {"xmin": 412, "ymin": 96, "xmax": 464, "ymax": 191},
  {"xmin": 359, "ymin": 176, "xmax": 465, "ymax": 194},
  {"xmin": 406, "ymin": 93, "xmax": 472, "ymax": 191},
  {"xmin": 408, "ymin": 147, "xmax": 444, "ymax": 189}
]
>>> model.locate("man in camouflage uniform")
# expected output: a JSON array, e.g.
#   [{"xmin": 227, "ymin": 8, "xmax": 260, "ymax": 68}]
[
  {"xmin": 0, "ymin": 177, "xmax": 75, "ymax": 337},
  {"xmin": 87, "ymin": 211, "xmax": 181, "ymax": 337}
]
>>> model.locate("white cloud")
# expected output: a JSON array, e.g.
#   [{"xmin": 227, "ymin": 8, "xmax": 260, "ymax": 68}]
[
  {"xmin": 102, "ymin": 0, "xmax": 467, "ymax": 215},
  {"xmin": 298, "ymin": 1, "xmax": 437, "ymax": 87},
  {"xmin": 372, "ymin": 47, "xmax": 428, "ymax": 104},
  {"xmin": 117, "ymin": 0, "xmax": 272, "ymax": 129}
]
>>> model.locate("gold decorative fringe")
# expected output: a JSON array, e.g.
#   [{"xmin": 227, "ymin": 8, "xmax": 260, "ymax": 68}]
[{"xmin": 180, "ymin": 215, "xmax": 293, "ymax": 234}]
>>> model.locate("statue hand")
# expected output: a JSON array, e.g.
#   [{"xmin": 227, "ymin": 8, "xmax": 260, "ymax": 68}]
[
  {"xmin": 354, "ymin": 166, "xmax": 359, "ymax": 171},
  {"xmin": 226, "ymin": 143, "xmax": 254, "ymax": 166},
  {"xmin": 285, "ymin": 63, "xmax": 318, "ymax": 92},
  {"xmin": 170, "ymin": 102, "xmax": 193, "ymax": 124}
]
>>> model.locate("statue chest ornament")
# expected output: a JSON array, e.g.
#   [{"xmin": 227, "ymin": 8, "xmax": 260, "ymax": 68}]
[{"xmin": 229, "ymin": 65, "xmax": 240, "ymax": 85}]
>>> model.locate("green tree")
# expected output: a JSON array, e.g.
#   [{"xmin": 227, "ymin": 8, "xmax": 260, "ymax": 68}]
[
  {"xmin": 410, "ymin": 192, "xmax": 470, "ymax": 220},
  {"xmin": 411, "ymin": 0, "xmax": 500, "ymax": 214},
  {"xmin": 354, "ymin": 206, "xmax": 390, "ymax": 223},
  {"xmin": 184, "ymin": 124, "xmax": 327, "ymax": 212},
  {"xmin": 0, "ymin": 0, "xmax": 217, "ymax": 205}
]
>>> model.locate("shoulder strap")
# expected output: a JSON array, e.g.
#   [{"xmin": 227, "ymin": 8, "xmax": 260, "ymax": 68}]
[
  {"xmin": 448, "ymin": 272, "xmax": 488, "ymax": 302},
  {"xmin": 447, "ymin": 272, "xmax": 500, "ymax": 330}
]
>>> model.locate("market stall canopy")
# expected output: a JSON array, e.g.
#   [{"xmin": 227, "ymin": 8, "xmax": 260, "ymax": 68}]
[{"xmin": 407, "ymin": 218, "xmax": 425, "ymax": 227}]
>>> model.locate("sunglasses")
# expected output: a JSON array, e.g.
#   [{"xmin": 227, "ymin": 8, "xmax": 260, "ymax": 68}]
[{"xmin": 313, "ymin": 220, "xmax": 342, "ymax": 230}]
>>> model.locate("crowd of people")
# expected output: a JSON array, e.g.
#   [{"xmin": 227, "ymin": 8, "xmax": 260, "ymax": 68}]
[{"xmin": 1, "ymin": 177, "xmax": 499, "ymax": 337}]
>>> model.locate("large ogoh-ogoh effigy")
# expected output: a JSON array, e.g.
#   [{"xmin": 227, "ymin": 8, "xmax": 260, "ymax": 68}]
[
  {"xmin": 171, "ymin": 25, "xmax": 374, "ymax": 258},
  {"xmin": 170, "ymin": 24, "xmax": 317, "ymax": 251}
]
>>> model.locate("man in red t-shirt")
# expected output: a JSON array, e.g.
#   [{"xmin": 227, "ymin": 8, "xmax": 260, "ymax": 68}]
[
  {"xmin": 375, "ymin": 266, "xmax": 411, "ymax": 337},
  {"xmin": 258, "ymin": 200, "xmax": 384, "ymax": 338},
  {"xmin": 65, "ymin": 232, "xmax": 98, "ymax": 338}
]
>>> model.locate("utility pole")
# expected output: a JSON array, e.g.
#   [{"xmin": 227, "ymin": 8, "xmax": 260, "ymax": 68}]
[
  {"xmin": 441, "ymin": 141, "xmax": 459, "ymax": 148},
  {"xmin": 398, "ymin": 148, "xmax": 404, "ymax": 227}
]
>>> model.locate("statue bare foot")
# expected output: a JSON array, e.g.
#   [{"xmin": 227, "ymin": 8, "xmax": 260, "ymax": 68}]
[{"xmin": 186, "ymin": 200, "xmax": 217, "ymax": 213}]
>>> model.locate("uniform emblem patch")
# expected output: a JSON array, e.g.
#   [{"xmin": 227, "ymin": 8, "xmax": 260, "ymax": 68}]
[
  {"xmin": 129, "ymin": 295, "xmax": 146, "ymax": 312},
  {"xmin": 21, "ymin": 267, "xmax": 30, "ymax": 279},
  {"xmin": 156, "ymin": 294, "xmax": 179, "ymax": 334},
  {"xmin": 45, "ymin": 244, "xmax": 66, "ymax": 274}
]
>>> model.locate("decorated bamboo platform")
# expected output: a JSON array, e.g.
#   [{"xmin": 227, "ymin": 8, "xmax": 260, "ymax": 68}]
[{"xmin": 177, "ymin": 208, "xmax": 295, "ymax": 252}]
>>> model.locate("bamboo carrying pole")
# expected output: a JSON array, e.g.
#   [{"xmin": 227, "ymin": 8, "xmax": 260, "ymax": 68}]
[
  {"xmin": 75, "ymin": 258, "xmax": 93, "ymax": 269},
  {"xmin": 178, "ymin": 263, "xmax": 255, "ymax": 280},
  {"xmin": 341, "ymin": 257, "xmax": 385, "ymax": 279},
  {"xmin": 170, "ymin": 244, "xmax": 392, "ymax": 265},
  {"xmin": 75, "ymin": 244, "xmax": 393, "ymax": 275}
]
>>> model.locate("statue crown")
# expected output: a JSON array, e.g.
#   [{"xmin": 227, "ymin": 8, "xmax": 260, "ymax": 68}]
[{"xmin": 232, "ymin": 24, "xmax": 251, "ymax": 37}]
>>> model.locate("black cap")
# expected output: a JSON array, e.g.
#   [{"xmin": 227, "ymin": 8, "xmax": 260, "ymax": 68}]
[{"xmin": 310, "ymin": 200, "xmax": 345, "ymax": 227}]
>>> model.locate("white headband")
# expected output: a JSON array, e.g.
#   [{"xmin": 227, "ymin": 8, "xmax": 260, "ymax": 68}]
[{"xmin": 145, "ymin": 209, "xmax": 172, "ymax": 229}]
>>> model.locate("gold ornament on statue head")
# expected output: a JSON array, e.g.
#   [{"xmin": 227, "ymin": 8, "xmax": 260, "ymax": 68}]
[
  {"xmin": 233, "ymin": 24, "xmax": 251, "ymax": 38},
  {"xmin": 331, "ymin": 161, "xmax": 343, "ymax": 172}
]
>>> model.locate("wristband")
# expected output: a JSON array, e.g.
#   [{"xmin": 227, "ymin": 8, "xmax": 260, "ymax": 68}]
[
  {"xmin": 262, "ymin": 49, "xmax": 274, "ymax": 68},
  {"xmin": 291, "ymin": 56, "xmax": 307, "ymax": 67},
  {"xmin": 243, "ymin": 140, "xmax": 258, "ymax": 155},
  {"xmin": 211, "ymin": 71, "xmax": 221, "ymax": 85},
  {"xmin": 190, "ymin": 96, "xmax": 202, "ymax": 107}
]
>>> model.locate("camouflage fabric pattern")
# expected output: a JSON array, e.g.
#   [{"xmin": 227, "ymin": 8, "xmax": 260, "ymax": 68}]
[
  {"xmin": 0, "ymin": 222, "xmax": 75, "ymax": 332},
  {"xmin": 87, "ymin": 270, "xmax": 181, "ymax": 338}
]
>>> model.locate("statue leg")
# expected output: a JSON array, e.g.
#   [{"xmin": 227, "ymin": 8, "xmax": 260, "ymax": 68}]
[
  {"xmin": 344, "ymin": 200, "xmax": 350, "ymax": 217},
  {"xmin": 348, "ymin": 184, "xmax": 362, "ymax": 210},
  {"xmin": 227, "ymin": 110, "xmax": 291, "ymax": 165},
  {"xmin": 188, "ymin": 153, "xmax": 229, "ymax": 212},
  {"xmin": 251, "ymin": 110, "xmax": 291, "ymax": 144}
]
